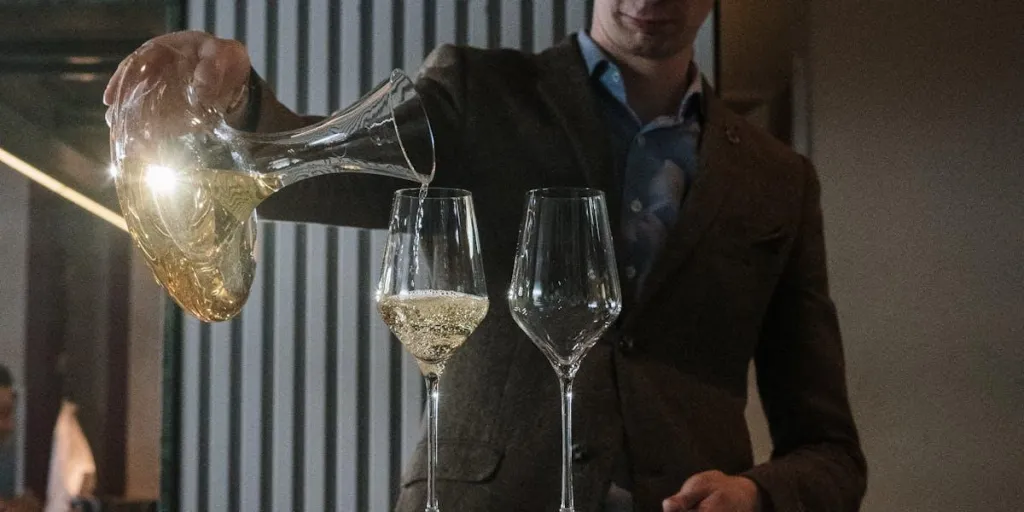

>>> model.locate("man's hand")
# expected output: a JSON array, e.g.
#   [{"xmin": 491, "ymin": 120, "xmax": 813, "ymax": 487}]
[
  {"xmin": 662, "ymin": 470, "xmax": 762, "ymax": 512},
  {"xmin": 103, "ymin": 31, "xmax": 253, "ymax": 127}
]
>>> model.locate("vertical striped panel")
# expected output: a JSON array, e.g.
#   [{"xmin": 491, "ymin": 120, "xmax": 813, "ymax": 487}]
[
  {"xmin": 206, "ymin": 321, "xmax": 231, "ymax": 512},
  {"xmin": 213, "ymin": 0, "xmax": 235, "ymax": 42},
  {"xmin": 271, "ymin": 223, "xmax": 297, "ymax": 512},
  {"xmin": 403, "ymin": 0, "xmax": 426, "ymax": 70},
  {"xmin": 302, "ymin": 1, "xmax": 331, "ymax": 506},
  {"xmin": 565, "ymin": 0, "xmax": 588, "ymax": 34},
  {"xmin": 177, "ymin": 2, "xmax": 715, "ymax": 511},
  {"xmin": 335, "ymin": 228, "xmax": 361, "ymax": 512},
  {"xmin": 467, "ymin": 0, "xmax": 488, "ymax": 47},
  {"xmin": 366, "ymin": 230, "xmax": 394, "ymax": 511},
  {"xmin": 340, "ymin": 0, "xmax": 363, "ymax": 104},
  {"xmin": 178, "ymin": 317, "xmax": 201, "ymax": 512},
  {"xmin": 303, "ymin": 225, "xmax": 329, "ymax": 512},
  {"xmin": 534, "ymin": 0, "xmax": 556, "ymax": 50},
  {"xmin": 435, "ymin": 0, "xmax": 458, "ymax": 46},
  {"xmin": 501, "ymin": 0, "xmax": 522, "ymax": 48},
  {"xmin": 308, "ymin": 0, "xmax": 331, "ymax": 112},
  {"xmin": 371, "ymin": 1, "xmax": 394, "ymax": 91},
  {"xmin": 246, "ymin": 2, "xmax": 268, "ymax": 75},
  {"xmin": 239, "ymin": 224, "xmax": 267, "ymax": 512},
  {"xmin": 275, "ymin": 0, "xmax": 301, "ymax": 110}
]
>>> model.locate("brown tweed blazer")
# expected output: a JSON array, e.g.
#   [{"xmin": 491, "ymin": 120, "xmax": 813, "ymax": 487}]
[{"xmin": 260, "ymin": 36, "xmax": 866, "ymax": 512}]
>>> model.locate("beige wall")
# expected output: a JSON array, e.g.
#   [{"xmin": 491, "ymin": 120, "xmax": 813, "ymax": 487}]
[
  {"xmin": 125, "ymin": 252, "xmax": 164, "ymax": 500},
  {"xmin": 808, "ymin": 1, "xmax": 1024, "ymax": 510}
]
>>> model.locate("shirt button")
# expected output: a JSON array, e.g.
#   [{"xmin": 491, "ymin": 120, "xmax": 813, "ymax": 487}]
[
  {"xmin": 629, "ymin": 199, "xmax": 643, "ymax": 213},
  {"xmin": 625, "ymin": 266, "xmax": 637, "ymax": 279},
  {"xmin": 726, "ymin": 126, "xmax": 741, "ymax": 144},
  {"xmin": 636, "ymin": 134, "xmax": 646, "ymax": 148},
  {"xmin": 618, "ymin": 335, "xmax": 636, "ymax": 353},
  {"xmin": 571, "ymin": 443, "xmax": 589, "ymax": 463},
  {"xmin": 611, "ymin": 71, "xmax": 621, "ymax": 83}
]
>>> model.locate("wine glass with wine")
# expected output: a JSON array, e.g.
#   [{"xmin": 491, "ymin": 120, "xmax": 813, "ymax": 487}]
[
  {"xmin": 376, "ymin": 188, "xmax": 489, "ymax": 512},
  {"xmin": 507, "ymin": 188, "xmax": 623, "ymax": 512}
]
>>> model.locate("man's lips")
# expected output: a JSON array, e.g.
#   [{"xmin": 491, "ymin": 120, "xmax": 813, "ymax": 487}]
[{"xmin": 620, "ymin": 12, "xmax": 675, "ymax": 30}]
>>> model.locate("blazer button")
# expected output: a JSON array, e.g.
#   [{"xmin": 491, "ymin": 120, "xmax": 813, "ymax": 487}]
[
  {"xmin": 726, "ymin": 126, "xmax": 741, "ymax": 144},
  {"xmin": 571, "ymin": 443, "xmax": 589, "ymax": 463},
  {"xmin": 618, "ymin": 335, "xmax": 636, "ymax": 353}
]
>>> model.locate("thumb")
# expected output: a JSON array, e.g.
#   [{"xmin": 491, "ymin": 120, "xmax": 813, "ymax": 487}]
[
  {"xmin": 662, "ymin": 495, "xmax": 690, "ymax": 512},
  {"xmin": 664, "ymin": 470, "xmax": 720, "ymax": 511},
  {"xmin": 193, "ymin": 37, "xmax": 251, "ymax": 110}
]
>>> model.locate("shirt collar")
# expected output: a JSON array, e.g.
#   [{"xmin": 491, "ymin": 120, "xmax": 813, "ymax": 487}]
[{"xmin": 577, "ymin": 31, "xmax": 703, "ymax": 124}]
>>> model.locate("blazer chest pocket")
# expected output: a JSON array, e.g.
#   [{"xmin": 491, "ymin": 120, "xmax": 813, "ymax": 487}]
[{"xmin": 722, "ymin": 223, "xmax": 791, "ymax": 278}]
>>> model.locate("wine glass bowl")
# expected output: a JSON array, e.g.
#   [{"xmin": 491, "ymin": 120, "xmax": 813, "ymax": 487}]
[
  {"xmin": 376, "ymin": 188, "xmax": 488, "ymax": 377},
  {"xmin": 508, "ymin": 188, "xmax": 622, "ymax": 376}
]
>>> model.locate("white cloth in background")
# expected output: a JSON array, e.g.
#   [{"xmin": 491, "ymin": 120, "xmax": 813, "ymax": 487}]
[{"xmin": 44, "ymin": 401, "xmax": 96, "ymax": 512}]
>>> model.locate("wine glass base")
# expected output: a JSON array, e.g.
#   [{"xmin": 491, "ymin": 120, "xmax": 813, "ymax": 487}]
[
  {"xmin": 424, "ymin": 506, "xmax": 439, "ymax": 512},
  {"xmin": 559, "ymin": 507, "xmax": 574, "ymax": 512}
]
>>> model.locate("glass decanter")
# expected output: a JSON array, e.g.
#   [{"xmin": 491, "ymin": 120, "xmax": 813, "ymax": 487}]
[{"xmin": 107, "ymin": 41, "xmax": 434, "ymax": 322}]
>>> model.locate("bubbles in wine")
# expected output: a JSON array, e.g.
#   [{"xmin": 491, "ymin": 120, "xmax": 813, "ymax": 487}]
[{"xmin": 377, "ymin": 290, "xmax": 489, "ymax": 377}]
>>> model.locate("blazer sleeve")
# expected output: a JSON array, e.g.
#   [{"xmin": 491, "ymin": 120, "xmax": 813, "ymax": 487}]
[
  {"xmin": 741, "ymin": 158, "xmax": 868, "ymax": 511},
  {"xmin": 257, "ymin": 44, "xmax": 467, "ymax": 229}
]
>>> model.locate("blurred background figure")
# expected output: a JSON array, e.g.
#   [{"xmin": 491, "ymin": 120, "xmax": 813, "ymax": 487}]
[
  {"xmin": 0, "ymin": 364, "xmax": 41, "ymax": 512},
  {"xmin": 0, "ymin": 364, "xmax": 16, "ymax": 500}
]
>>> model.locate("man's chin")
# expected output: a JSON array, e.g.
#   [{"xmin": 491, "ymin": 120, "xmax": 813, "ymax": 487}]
[
  {"xmin": 630, "ymin": 42, "xmax": 686, "ymax": 60},
  {"xmin": 620, "ymin": 33, "xmax": 689, "ymax": 60}
]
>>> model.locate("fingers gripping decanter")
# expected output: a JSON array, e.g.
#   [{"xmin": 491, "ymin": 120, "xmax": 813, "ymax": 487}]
[{"xmin": 108, "ymin": 42, "xmax": 435, "ymax": 322}]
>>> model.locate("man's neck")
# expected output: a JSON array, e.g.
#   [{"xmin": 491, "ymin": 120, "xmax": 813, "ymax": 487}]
[{"xmin": 590, "ymin": 30, "xmax": 694, "ymax": 123}]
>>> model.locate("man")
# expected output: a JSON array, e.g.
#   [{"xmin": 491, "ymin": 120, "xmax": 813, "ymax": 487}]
[
  {"xmin": 0, "ymin": 365, "xmax": 40, "ymax": 512},
  {"xmin": 105, "ymin": 1, "xmax": 866, "ymax": 510}
]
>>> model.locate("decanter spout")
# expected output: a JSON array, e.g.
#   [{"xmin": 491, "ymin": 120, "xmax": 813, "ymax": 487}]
[{"xmin": 248, "ymin": 69, "xmax": 435, "ymax": 188}]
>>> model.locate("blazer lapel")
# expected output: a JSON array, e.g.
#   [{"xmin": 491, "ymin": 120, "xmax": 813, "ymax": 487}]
[
  {"xmin": 535, "ymin": 36, "xmax": 622, "ymax": 225},
  {"xmin": 627, "ymin": 92, "xmax": 747, "ymax": 322}
]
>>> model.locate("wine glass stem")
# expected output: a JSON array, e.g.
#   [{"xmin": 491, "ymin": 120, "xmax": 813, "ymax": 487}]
[
  {"xmin": 425, "ymin": 374, "xmax": 440, "ymax": 512},
  {"xmin": 559, "ymin": 376, "xmax": 575, "ymax": 512}
]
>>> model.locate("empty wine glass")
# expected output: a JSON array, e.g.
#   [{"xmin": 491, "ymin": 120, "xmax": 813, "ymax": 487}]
[
  {"xmin": 507, "ymin": 187, "xmax": 623, "ymax": 512},
  {"xmin": 376, "ymin": 188, "xmax": 488, "ymax": 512}
]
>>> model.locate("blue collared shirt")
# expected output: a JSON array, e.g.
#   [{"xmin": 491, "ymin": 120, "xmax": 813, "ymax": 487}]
[{"xmin": 577, "ymin": 32, "xmax": 703, "ymax": 296}]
